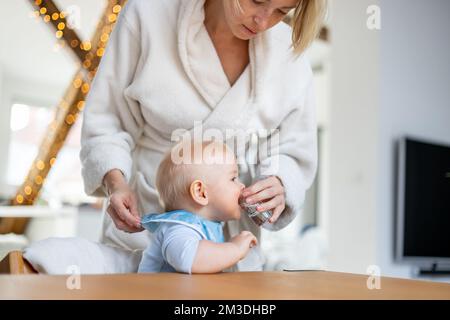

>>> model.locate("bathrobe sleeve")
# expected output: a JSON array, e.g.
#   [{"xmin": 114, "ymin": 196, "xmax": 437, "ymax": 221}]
[
  {"xmin": 80, "ymin": 4, "xmax": 144, "ymax": 197},
  {"xmin": 257, "ymin": 79, "xmax": 318, "ymax": 231}
]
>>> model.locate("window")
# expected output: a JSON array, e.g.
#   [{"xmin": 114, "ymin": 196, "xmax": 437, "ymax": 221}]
[{"xmin": 7, "ymin": 102, "xmax": 88, "ymax": 204}]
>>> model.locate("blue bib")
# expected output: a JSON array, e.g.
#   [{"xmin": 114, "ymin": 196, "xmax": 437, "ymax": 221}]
[{"xmin": 141, "ymin": 210, "xmax": 225, "ymax": 243}]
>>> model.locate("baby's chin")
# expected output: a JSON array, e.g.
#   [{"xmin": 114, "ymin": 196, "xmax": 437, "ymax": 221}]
[
  {"xmin": 233, "ymin": 209, "xmax": 242, "ymax": 220},
  {"xmin": 222, "ymin": 209, "xmax": 241, "ymax": 221}
]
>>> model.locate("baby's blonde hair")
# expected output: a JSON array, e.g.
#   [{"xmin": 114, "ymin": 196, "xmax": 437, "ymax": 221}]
[
  {"xmin": 155, "ymin": 149, "xmax": 193, "ymax": 212},
  {"xmin": 155, "ymin": 139, "xmax": 233, "ymax": 211}
]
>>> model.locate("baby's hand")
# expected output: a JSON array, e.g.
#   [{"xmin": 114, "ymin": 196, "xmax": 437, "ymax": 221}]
[{"xmin": 230, "ymin": 231, "xmax": 258, "ymax": 260}]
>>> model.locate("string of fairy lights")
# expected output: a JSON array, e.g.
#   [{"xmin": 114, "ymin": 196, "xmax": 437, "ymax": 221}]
[{"xmin": 0, "ymin": 0, "xmax": 128, "ymax": 234}]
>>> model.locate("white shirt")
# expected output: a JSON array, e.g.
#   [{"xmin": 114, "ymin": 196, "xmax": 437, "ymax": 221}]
[{"xmin": 138, "ymin": 224, "xmax": 202, "ymax": 274}]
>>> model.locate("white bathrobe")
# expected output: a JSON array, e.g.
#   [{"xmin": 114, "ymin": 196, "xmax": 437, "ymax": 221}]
[{"xmin": 80, "ymin": 0, "xmax": 317, "ymax": 271}]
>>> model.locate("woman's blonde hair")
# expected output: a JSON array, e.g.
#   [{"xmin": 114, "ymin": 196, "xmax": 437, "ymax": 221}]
[
  {"xmin": 234, "ymin": 0, "xmax": 328, "ymax": 55},
  {"xmin": 291, "ymin": 0, "xmax": 328, "ymax": 55}
]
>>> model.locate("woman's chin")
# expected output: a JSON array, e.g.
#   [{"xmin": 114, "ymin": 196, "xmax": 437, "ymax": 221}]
[
  {"xmin": 233, "ymin": 33, "xmax": 250, "ymax": 40},
  {"xmin": 231, "ymin": 27, "xmax": 254, "ymax": 40}
]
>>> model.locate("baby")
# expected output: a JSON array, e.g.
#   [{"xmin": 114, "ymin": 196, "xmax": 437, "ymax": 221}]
[{"xmin": 138, "ymin": 139, "xmax": 257, "ymax": 274}]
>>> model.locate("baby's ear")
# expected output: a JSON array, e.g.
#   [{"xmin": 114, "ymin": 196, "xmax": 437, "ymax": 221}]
[{"xmin": 190, "ymin": 180, "xmax": 209, "ymax": 206}]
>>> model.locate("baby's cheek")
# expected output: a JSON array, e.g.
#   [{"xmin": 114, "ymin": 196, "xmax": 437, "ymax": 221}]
[{"xmin": 235, "ymin": 183, "xmax": 243, "ymax": 195}]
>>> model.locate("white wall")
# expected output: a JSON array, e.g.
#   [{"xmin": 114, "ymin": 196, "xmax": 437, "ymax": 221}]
[
  {"xmin": 327, "ymin": 0, "xmax": 450, "ymax": 279},
  {"xmin": 0, "ymin": 66, "xmax": 6, "ymax": 184},
  {"xmin": 377, "ymin": 0, "xmax": 450, "ymax": 278},
  {"xmin": 326, "ymin": 0, "xmax": 380, "ymax": 274}
]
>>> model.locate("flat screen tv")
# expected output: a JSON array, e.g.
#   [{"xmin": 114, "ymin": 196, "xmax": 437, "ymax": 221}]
[{"xmin": 396, "ymin": 137, "xmax": 450, "ymax": 273}]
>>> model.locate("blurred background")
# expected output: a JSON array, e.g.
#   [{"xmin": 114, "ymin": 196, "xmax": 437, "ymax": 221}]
[{"xmin": 0, "ymin": 0, "xmax": 449, "ymax": 281}]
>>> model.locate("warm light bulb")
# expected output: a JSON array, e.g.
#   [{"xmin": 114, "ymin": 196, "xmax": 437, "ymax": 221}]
[
  {"xmin": 83, "ymin": 60, "xmax": 91, "ymax": 68},
  {"xmin": 24, "ymin": 186, "xmax": 32, "ymax": 195},
  {"xmin": 101, "ymin": 33, "xmax": 109, "ymax": 42},
  {"xmin": 35, "ymin": 176, "xmax": 43, "ymax": 185},
  {"xmin": 73, "ymin": 78, "xmax": 82, "ymax": 88},
  {"xmin": 81, "ymin": 83, "xmax": 90, "ymax": 93},
  {"xmin": 81, "ymin": 41, "xmax": 91, "ymax": 51},
  {"xmin": 96, "ymin": 48, "xmax": 105, "ymax": 57},
  {"xmin": 16, "ymin": 195, "xmax": 24, "ymax": 204},
  {"xmin": 77, "ymin": 101, "xmax": 85, "ymax": 111},
  {"xmin": 36, "ymin": 160, "xmax": 45, "ymax": 171},
  {"xmin": 65, "ymin": 114, "xmax": 75, "ymax": 125},
  {"xmin": 113, "ymin": 5, "xmax": 122, "ymax": 14}
]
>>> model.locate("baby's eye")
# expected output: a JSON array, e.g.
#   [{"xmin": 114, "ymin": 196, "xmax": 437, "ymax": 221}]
[{"xmin": 232, "ymin": 176, "xmax": 238, "ymax": 182}]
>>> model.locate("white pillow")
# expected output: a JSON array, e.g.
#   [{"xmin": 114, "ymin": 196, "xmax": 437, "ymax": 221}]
[{"xmin": 23, "ymin": 237, "xmax": 142, "ymax": 274}]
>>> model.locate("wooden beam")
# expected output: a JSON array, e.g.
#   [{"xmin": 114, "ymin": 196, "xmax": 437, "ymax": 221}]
[
  {"xmin": 0, "ymin": 0, "xmax": 128, "ymax": 235},
  {"xmin": 29, "ymin": 0, "xmax": 86, "ymax": 63}
]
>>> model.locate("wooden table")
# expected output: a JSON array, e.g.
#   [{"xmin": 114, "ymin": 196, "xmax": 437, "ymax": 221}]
[{"xmin": 1, "ymin": 271, "xmax": 449, "ymax": 300}]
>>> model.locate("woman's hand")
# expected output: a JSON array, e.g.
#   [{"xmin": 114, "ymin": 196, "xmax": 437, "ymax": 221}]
[
  {"xmin": 242, "ymin": 175, "xmax": 286, "ymax": 224},
  {"xmin": 104, "ymin": 169, "xmax": 143, "ymax": 233}
]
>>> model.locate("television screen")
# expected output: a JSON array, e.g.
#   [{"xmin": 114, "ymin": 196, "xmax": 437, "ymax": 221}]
[{"xmin": 397, "ymin": 138, "xmax": 450, "ymax": 261}]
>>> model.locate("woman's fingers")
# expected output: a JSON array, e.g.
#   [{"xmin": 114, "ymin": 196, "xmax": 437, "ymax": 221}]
[
  {"xmin": 105, "ymin": 182, "xmax": 143, "ymax": 233},
  {"xmin": 242, "ymin": 177, "xmax": 273, "ymax": 197},
  {"xmin": 108, "ymin": 202, "xmax": 142, "ymax": 232},
  {"xmin": 245, "ymin": 186, "xmax": 279, "ymax": 204},
  {"xmin": 241, "ymin": 176, "xmax": 287, "ymax": 224},
  {"xmin": 243, "ymin": 176, "xmax": 283, "ymax": 198},
  {"xmin": 256, "ymin": 195, "xmax": 282, "ymax": 212},
  {"xmin": 107, "ymin": 206, "xmax": 128, "ymax": 231},
  {"xmin": 268, "ymin": 204, "xmax": 285, "ymax": 224},
  {"xmin": 110, "ymin": 207, "xmax": 142, "ymax": 233},
  {"xmin": 110, "ymin": 195, "xmax": 141, "ymax": 228},
  {"xmin": 256, "ymin": 195, "xmax": 285, "ymax": 222},
  {"xmin": 125, "ymin": 195, "xmax": 143, "ymax": 230},
  {"xmin": 128, "ymin": 194, "xmax": 140, "ymax": 219},
  {"xmin": 249, "ymin": 236, "xmax": 258, "ymax": 248}
]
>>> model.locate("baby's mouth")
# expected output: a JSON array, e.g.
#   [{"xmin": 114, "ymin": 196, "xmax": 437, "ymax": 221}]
[{"xmin": 238, "ymin": 194, "xmax": 248, "ymax": 208}]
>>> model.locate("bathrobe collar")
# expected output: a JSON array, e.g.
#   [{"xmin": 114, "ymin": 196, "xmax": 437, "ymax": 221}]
[{"xmin": 177, "ymin": 0, "xmax": 275, "ymax": 129}]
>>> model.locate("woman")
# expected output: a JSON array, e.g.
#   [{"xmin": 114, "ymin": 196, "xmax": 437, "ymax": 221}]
[{"xmin": 80, "ymin": 0, "xmax": 326, "ymax": 271}]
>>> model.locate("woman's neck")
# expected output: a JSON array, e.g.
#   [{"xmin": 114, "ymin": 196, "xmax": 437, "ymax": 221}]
[{"xmin": 204, "ymin": 0, "xmax": 238, "ymax": 43}]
